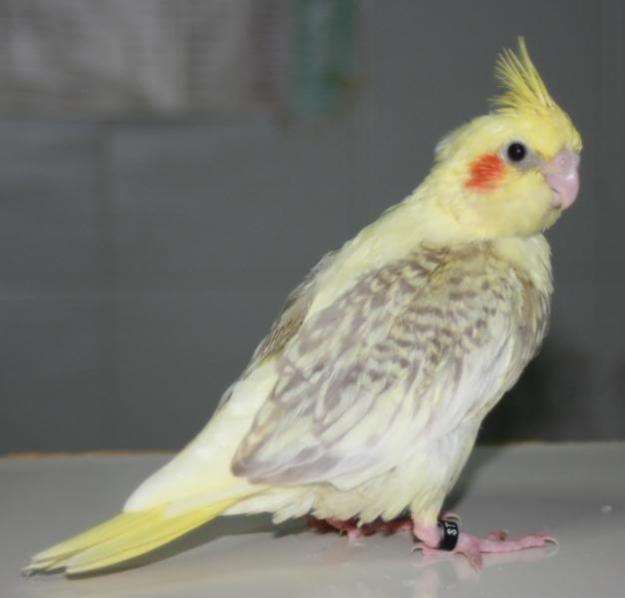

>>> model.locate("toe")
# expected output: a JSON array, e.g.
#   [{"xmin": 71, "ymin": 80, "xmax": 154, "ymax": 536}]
[
  {"xmin": 456, "ymin": 535, "xmax": 484, "ymax": 570},
  {"xmin": 346, "ymin": 528, "xmax": 364, "ymax": 541},
  {"xmin": 519, "ymin": 533, "xmax": 556, "ymax": 548},
  {"xmin": 463, "ymin": 547, "xmax": 484, "ymax": 571}
]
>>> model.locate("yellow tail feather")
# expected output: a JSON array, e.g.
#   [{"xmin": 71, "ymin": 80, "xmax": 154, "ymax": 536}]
[{"xmin": 25, "ymin": 497, "xmax": 239, "ymax": 576}]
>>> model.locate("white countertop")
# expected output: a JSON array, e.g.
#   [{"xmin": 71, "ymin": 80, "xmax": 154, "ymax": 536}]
[{"xmin": 2, "ymin": 442, "xmax": 624, "ymax": 597}]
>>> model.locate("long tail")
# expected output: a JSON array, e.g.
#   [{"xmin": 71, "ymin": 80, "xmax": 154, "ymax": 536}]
[{"xmin": 25, "ymin": 496, "xmax": 239, "ymax": 576}]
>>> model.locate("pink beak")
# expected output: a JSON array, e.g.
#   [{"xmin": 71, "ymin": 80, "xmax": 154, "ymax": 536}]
[{"xmin": 541, "ymin": 149, "xmax": 580, "ymax": 210}]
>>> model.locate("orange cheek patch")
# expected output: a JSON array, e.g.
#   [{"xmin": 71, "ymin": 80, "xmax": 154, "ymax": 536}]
[{"xmin": 465, "ymin": 153, "xmax": 505, "ymax": 190}]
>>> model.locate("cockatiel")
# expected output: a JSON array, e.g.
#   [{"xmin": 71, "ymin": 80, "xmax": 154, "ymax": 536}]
[{"xmin": 27, "ymin": 38, "xmax": 581, "ymax": 576}]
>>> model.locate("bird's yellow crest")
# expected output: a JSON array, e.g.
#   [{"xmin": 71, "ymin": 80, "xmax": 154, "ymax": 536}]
[{"xmin": 492, "ymin": 38, "xmax": 557, "ymax": 115}]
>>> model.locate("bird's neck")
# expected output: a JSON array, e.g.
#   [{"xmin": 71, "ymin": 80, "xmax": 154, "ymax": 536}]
[
  {"xmin": 309, "ymin": 184, "xmax": 553, "ymax": 316},
  {"xmin": 490, "ymin": 235, "xmax": 553, "ymax": 295},
  {"xmin": 383, "ymin": 186, "xmax": 553, "ymax": 295}
]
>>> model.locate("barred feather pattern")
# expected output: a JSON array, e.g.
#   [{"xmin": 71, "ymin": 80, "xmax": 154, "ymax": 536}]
[
  {"xmin": 232, "ymin": 241, "xmax": 550, "ymax": 491},
  {"xmin": 249, "ymin": 251, "xmax": 336, "ymax": 368}
]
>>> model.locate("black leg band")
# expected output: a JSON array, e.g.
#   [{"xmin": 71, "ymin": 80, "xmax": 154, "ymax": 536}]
[{"xmin": 437, "ymin": 519, "xmax": 460, "ymax": 551}]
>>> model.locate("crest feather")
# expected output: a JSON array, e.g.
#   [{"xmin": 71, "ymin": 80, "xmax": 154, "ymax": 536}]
[{"xmin": 493, "ymin": 38, "xmax": 557, "ymax": 114}]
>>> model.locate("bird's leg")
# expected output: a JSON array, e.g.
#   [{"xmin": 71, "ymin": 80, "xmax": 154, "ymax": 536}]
[
  {"xmin": 307, "ymin": 515, "xmax": 413, "ymax": 539},
  {"xmin": 307, "ymin": 516, "xmax": 367, "ymax": 540},
  {"xmin": 305, "ymin": 517, "xmax": 368, "ymax": 539},
  {"xmin": 374, "ymin": 515, "xmax": 414, "ymax": 535},
  {"xmin": 412, "ymin": 517, "xmax": 556, "ymax": 570}
]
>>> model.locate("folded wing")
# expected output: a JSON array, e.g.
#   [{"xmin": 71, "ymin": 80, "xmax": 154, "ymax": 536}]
[{"xmin": 233, "ymin": 247, "xmax": 538, "ymax": 488}]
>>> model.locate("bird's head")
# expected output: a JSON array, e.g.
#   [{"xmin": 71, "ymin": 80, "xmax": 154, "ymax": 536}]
[{"xmin": 424, "ymin": 38, "xmax": 582, "ymax": 240}]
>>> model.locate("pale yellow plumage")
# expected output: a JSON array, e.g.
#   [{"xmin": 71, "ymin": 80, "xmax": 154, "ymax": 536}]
[
  {"xmin": 26, "ymin": 499, "xmax": 238, "ymax": 575},
  {"xmin": 26, "ymin": 38, "xmax": 582, "ymax": 576}
]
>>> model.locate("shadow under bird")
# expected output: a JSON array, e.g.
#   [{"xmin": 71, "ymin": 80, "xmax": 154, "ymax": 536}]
[{"xmin": 26, "ymin": 38, "xmax": 581, "ymax": 576}]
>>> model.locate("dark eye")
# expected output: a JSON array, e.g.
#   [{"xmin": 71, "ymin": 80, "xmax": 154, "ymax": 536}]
[{"xmin": 507, "ymin": 142, "xmax": 527, "ymax": 162}]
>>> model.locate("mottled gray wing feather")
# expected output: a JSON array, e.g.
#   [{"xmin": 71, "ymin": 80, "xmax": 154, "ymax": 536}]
[
  {"xmin": 248, "ymin": 251, "xmax": 336, "ymax": 369},
  {"xmin": 216, "ymin": 252, "xmax": 335, "ymax": 412},
  {"xmin": 232, "ymin": 247, "xmax": 547, "ymax": 487}
]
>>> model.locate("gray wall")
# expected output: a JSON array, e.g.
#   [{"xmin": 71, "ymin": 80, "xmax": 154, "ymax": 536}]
[{"xmin": 1, "ymin": 0, "xmax": 624, "ymax": 453}]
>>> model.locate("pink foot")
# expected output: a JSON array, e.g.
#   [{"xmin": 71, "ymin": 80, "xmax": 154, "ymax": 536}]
[
  {"xmin": 307, "ymin": 515, "xmax": 413, "ymax": 539},
  {"xmin": 413, "ymin": 520, "xmax": 556, "ymax": 570},
  {"xmin": 460, "ymin": 531, "xmax": 554, "ymax": 569}
]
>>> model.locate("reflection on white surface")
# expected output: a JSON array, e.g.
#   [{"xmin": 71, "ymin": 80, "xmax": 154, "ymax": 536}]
[
  {"xmin": 20, "ymin": 517, "xmax": 557, "ymax": 598},
  {"xmin": 6, "ymin": 444, "xmax": 625, "ymax": 598}
]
